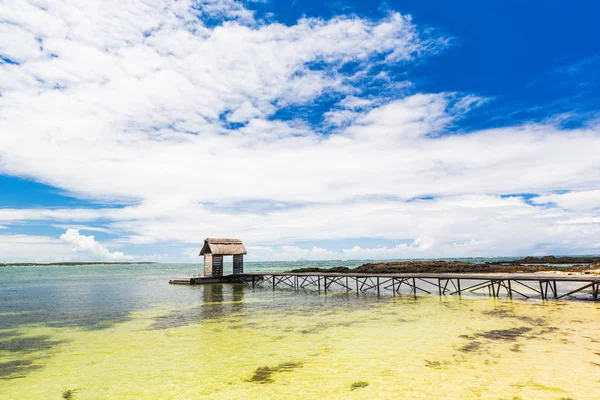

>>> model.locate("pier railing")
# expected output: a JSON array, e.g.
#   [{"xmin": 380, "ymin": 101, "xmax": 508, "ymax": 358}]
[{"xmin": 236, "ymin": 272, "xmax": 600, "ymax": 301}]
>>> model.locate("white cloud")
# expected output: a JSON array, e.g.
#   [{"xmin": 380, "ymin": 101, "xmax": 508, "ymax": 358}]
[
  {"xmin": 0, "ymin": 235, "xmax": 76, "ymax": 263},
  {"xmin": 51, "ymin": 225, "xmax": 114, "ymax": 234},
  {"xmin": 532, "ymin": 190, "xmax": 600, "ymax": 210},
  {"xmin": 339, "ymin": 95, "xmax": 374, "ymax": 110},
  {"xmin": 0, "ymin": 1, "xmax": 599, "ymax": 261},
  {"xmin": 247, "ymin": 245, "xmax": 334, "ymax": 261},
  {"xmin": 59, "ymin": 229, "xmax": 132, "ymax": 260}
]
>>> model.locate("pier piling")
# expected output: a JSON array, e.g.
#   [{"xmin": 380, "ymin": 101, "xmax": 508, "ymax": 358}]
[{"xmin": 228, "ymin": 272, "xmax": 600, "ymax": 302}]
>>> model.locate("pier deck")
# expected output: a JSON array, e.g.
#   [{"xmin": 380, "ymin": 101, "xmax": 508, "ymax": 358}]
[
  {"xmin": 234, "ymin": 272, "xmax": 600, "ymax": 301},
  {"xmin": 170, "ymin": 271, "xmax": 600, "ymax": 300}
]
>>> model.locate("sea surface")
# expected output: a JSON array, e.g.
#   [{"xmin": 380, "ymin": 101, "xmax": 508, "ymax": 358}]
[{"xmin": 1, "ymin": 261, "xmax": 599, "ymax": 399}]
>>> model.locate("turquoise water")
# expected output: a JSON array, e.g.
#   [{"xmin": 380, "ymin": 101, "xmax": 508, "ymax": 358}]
[
  {"xmin": 1, "ymin": 261, "xmax": 600, "ymax": 399},
  {"xmin": 0, "ymin": 259, "xmax": 521, "ymax": 330}
]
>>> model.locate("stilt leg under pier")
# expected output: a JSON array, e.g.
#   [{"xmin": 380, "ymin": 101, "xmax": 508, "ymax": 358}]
[
  {"xmin": 539, "ymin": 281, "xmax": 545, "ymax": 300},
  {"xmin": 237, "ymin": 273, "xmax": 600, "ymax": 302}
]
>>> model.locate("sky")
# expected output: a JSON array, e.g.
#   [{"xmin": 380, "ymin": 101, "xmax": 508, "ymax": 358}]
[{"xmin": 0, "ymin": 0, "xmax": 599, "ymax": 262}]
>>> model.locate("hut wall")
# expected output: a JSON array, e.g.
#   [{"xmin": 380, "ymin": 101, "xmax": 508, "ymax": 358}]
[
  {"xmin": 233, "ymin": 254, "xmax": 244, "ymax": 274},
  {"xmin": 204, "ymin": 254, "xmax": 213, "ymax": 276},
  {"xmin": 212, "ymin": 255, "xmax": 224, "ymax": 276}
]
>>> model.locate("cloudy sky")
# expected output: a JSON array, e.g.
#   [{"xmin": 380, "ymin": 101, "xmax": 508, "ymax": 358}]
[{"xmin": 0, "ymin": 0, "xmax": 599, "ymax": 262}]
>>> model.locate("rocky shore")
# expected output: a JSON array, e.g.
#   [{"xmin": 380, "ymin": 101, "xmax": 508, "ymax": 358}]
[
  {"xmin": 508, "ymin": 255, "xmax": 600, "ymax": 264},
  {"xmin": 289, "ymin": 256, "xmax": 600, "ymax": 275}
]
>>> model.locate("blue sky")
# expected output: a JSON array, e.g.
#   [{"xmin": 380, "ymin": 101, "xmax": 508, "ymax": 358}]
[{"xmin": 0, "ymin": 0, "xmax": 599, "ymax": 262}]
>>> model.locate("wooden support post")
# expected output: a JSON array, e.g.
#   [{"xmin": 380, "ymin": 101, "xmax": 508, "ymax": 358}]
[
  {"xmin": 496, "ymin": 281, "xmax": 502, "ymax": 297},
  {"xmin": 346, "ymin": 276, "xmax": 349, "ymax": 292},
  {"xmin": 438, "ymin": 279, "xmax": 442, "ymax": 296},
  {"xmin": 318, "ymin": 276, "xmax": 321, "ymax": 292},
  {"xmin": 392, "ymin": 278, "xmax": 396, "ymax": 297},
  {"xmin": 457, "ymin": 279, "xmax": 461, "ymax": 296},
  {"xmin": 324, "ymin": 277, "xmax": 327, "ymax": 294},
  {"xmin": 273, "ymin": 276, "xmax": 276, "ymax": 291},
  {"xmin": 204, "ymin": 254, "xmax": 213, "ymax": 277},
  {"xmin": 377, "ymin": 277, "xmax": 380, "ymax": 296},
  {"xmin": 507, "ymin": 280, "xmax": 512, "ymax": 299},
  {"xmin": 412, "ymin": 278, "xmax": 417, "ymax": 295},
  {"xmin": 553, "ymin": 281, "xmax": 558, "ymax": 299},
  {"xmin": 252, "ymin": 275, "xmax": 255, "ymax": 288},
  {"xmin": 356, "ymin": 278, "xmax": 359, "ymax": 295},
  {"xmin": 539, "ymin": 281, "xmax": 545, "ymax": 300}
]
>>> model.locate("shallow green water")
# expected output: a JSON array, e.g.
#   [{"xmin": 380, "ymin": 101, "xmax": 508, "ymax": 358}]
[{"xmin": 1, "ymin": 263, "xmax": 599, "ymax": 399}]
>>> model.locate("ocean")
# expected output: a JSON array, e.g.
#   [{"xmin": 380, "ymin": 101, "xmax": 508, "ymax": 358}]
[{"xmin": 1, "ymin": 261, "xmax": 599, "ymax": 399}]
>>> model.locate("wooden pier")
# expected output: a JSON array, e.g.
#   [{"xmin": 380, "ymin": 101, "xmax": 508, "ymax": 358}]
[
  {"xmin": 169, "ymin": 275, "xmax": 239, "ymax": 285},
  {"xmin": 230, "ymin": 272, "xmax": 600, "ymax": 301}
]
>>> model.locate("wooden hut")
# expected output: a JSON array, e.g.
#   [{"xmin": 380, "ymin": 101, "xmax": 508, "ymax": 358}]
[{"xmin": 200, "ymin": 238, "xmax": 247, "ymax": 277}]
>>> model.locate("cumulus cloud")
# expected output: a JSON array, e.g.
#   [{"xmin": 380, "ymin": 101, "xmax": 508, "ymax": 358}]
[
  {"xmin": 60, "ymin": 229, "xmax": 131, "ymax": 260},
  {"xmin": 531, "ymin": 190, "xmax": 600, "ymax": 211},
  {"xmin": 0, "ymin": 235, "xmax": 76, "ymax": 263},
  {"xmin": 0, "ymin": 0, "xmax": 599, "ymax": 261},
  {"xmin": 247, "ymin": 245, "xmax": 335, "ymax": 261}
]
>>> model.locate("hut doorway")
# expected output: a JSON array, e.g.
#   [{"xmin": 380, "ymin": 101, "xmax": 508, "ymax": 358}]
[{"xmin": 199, "ymin": 238, "xmax": 247, "ymax": 277}]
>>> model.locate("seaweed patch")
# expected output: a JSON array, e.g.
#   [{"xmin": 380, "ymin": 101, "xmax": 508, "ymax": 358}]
[
  {"xmin": 350, "ymin": 381, "xmax": 369, "ymax": 391},
  {"xmin": 0, "ymin": 359, "xmax": 42, "ymax": 380},
  {"xmin": 424, "ymin": 359, "xmax": 449, "ymax": 369},
  {"xmin": 62, "ymin": 389, "xmax": 79, "ymax": 399},
  {"xmin": 458, "ymin": 341, "xmax": 482, "ymax": 352},
  {"xmin": 248, "ymin": 361, "xmax": 303, "ymax": 383},
  {"xmin": 0, "ymin": 334, "xmax": 66, "ymax": 353},
  {"xmin": 510, "ymin": 344, "xmax": 522, "ymax": 352},
  {"xmin": 482, "ymin": 309, "xmax": 547, "ymax": 326},
  {"xmin": 476, "ymin": 327, "xmax": 531, "ymax": 341}
]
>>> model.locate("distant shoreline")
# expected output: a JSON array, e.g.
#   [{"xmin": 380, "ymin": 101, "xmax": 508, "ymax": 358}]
[{"xmin": 0, "ymin": 262, "xmax": 158, "ymax": 267}]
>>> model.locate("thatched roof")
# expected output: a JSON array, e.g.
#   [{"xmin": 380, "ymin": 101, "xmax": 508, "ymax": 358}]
[{"xmin": 200, "ymin": 238, "xmax": 247, "ymax": 256}]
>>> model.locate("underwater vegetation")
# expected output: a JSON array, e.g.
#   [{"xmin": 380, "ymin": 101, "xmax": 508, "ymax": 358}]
[
  {"xmin": 248, "ymin": 362, "xmax": 303, "ymax": 384},
  {"xmin": 0, "ymin": 331, "xmax": 67, "ymax": 380},
  {"xmin": 0, "ymin": 359, "xmax": 41, "ymax": 380},
  {"xmin": 350, "ymin": 381, "xmax": 369, "ymax": 391},
  {"xmin": 62, "ymin": 388, "xmax": 78, "ymax": 399}
]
